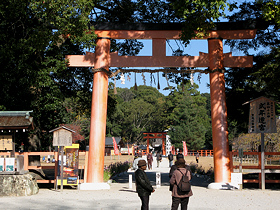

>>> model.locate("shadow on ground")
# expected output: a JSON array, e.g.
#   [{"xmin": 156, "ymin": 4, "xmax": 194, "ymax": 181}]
[{"xmin": 113, "ymin": 171, "xmax": 211, "ymax": 188}]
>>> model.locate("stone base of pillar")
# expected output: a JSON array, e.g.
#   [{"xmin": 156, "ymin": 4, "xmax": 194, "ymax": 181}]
[
  {"xmin": 207, "ymin": 182, "xmax": 240, "ymax": 190},
  {"xmin": 0, "ymin": 174, "xmax": 39, "ymax": 196},
  {"xmin": 79, "ymin": 183, "xmax": 110, "ymax": 190}
]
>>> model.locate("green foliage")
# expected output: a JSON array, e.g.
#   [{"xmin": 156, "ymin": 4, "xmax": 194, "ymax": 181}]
[
  {"xmin": 104, "ymin": 161, "xmax": 132, "ymax": 181},
  {"xmin": 224, "ymin": 1, "xmax": 280, "ymax": 141},
  {"xmin": 261, "ymin": 0, "xmax": 280, "ymax": 27},
  {"xmin": 107, "ymin": 85, "xmax": 166, "ymax": 143},
  {"xmin": 167, "ymin": 82, "xmax": 211, "ymax": 150},
  {"xmin": 0, "ymin": 0, "xmax": 96, "ymax": 150},
  {"xmin": 170, "ymin": 0, "xmax": 227, "ymax": 44}
]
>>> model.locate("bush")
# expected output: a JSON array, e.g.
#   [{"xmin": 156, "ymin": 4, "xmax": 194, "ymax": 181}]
[
  {"xmin": 189, "ymin": 162, "xmax": 214, "ymax": 177},
  {"xmin": 103, "ymin": 161, "xmax": 132, "ymax": 182}
]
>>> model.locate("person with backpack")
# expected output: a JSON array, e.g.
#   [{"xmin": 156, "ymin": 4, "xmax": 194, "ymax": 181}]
[{"xmin": 169, "ymin": 158, "xmax": 193, "ymax": 210}]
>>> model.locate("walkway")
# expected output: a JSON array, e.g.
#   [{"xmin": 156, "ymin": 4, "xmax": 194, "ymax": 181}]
[{"xmin": 0, "ymin": 157, "xmax": 279, "ymax": 209}]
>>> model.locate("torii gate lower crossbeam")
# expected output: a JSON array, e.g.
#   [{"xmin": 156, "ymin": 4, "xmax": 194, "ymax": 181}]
[{"xmin": 66, "ymin": 23, "xmax": 258, "ymax": 190}]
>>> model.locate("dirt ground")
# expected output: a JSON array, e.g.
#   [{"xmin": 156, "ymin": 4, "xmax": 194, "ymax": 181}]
[{"xmin": 103, "ymin": 155, "xmax": 214, "ymax": 172}]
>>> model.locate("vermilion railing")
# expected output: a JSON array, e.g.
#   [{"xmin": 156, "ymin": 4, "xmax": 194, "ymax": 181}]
[
  {"xmin": 230, "ymin": 151, "xmax": 280, "ymax": 188},
  {"xmin": 0, "ymin": 151, "xmax": 88, "ymax": 185}
]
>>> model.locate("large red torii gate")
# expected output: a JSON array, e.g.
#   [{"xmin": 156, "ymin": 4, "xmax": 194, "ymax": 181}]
[{"xmin": 66, "ymin": 22, "xmax": 257, "ymax": 189}]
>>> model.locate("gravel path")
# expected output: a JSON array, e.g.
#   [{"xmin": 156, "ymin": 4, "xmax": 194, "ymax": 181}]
[{"xmin": 1, "ymin": 157, "xmax": 280, "ymax": 210}]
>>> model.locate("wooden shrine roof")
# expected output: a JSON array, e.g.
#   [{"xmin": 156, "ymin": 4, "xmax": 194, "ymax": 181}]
[{"xmin": 0, "ymin": 111, "xmax": 34, "ymax": 130}]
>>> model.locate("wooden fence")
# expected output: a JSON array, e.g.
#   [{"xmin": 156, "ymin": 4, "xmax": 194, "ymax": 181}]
[
  {"xmin": 0, "ymin": 151, "xmax": 88, "ymax": 185},
  {"xmin": 230, "ymin": 151, "xmax": 280, "ymax": 189}
]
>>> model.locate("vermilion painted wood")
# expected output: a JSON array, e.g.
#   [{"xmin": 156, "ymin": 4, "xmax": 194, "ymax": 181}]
[
  {"xmin": 65, "ymin": 27, "xmax": 256, "ymax": 185},
  {"xmin": 87, "ymin": 38, "xmax": 110, "ymax": 183},
  {"xmin": 209, "ymin": 38, "xmax": 231, "ymax": 183}
]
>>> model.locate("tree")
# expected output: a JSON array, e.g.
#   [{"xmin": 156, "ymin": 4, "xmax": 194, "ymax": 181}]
[
  {"xmin": 0, "ymin": 0, "xmax": 97, "ymax": 150},
  {"xmin": 167, "ymin": 82, "xmax": 210, "ymax": 150},
  {"xmin": 106, "ymin": 85, "xmax": 167, "ymax": 143},
  {"xmin": 170, "ymin": 0, "xmax": 228, "ymax": 44},
  {"xmin": 224, "ymin": 1, "xmax": 280, "ymax": 142}
]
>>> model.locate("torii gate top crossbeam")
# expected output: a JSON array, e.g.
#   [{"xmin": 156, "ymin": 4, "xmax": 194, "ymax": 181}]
[
  {"xmin": 92, "ymin": 22, "xmax": 258, "ymax": 39},
  {"xmin": 66, "ymin": 21, "xmax": 263, "ymax": 68}
]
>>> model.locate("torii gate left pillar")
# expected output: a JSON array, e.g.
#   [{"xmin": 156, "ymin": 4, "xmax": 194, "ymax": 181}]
[{"xmin": 80, "ymin": 37, "xmax": 111, "ymax": 190}]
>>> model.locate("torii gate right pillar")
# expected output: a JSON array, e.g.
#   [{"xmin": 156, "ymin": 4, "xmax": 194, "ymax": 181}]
[{"xmin": 208, "ymin": 38, "xmax": 231, "ymax": 185}]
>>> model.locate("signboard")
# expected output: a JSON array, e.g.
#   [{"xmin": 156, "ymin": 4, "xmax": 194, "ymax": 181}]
[
  {"xmin": 57, "ymin": 144, "xmax": 79, "ymax": 186},
  {"xmin": 248, "ymin": 97, "xmax": 277, "ymax": 133},
  {"xmin": 53, "ymin": 129, "xmax": 72, "ymax": 146},
  {"xmin": 0, "ymin": 135, "xmax": 13, "ymax": 151},
  {"xmin": 0, "ymin": 158, "xmax": 4, "ymax": 171},
  {"xmin": 5, "ymin": 158, "xmax": 15, "ymax": 171}
]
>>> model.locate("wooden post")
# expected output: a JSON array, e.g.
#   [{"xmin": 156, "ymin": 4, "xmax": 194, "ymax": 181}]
[
  {"xmin": 261, "ymin": 132, "xmax": 265, "ymax": 190},
  {"xmin": 162, "ymin": 137, "xmax": 166, "ymax": 156},
  {"xmin": 87, "ymin": 37, "xmax": 110, "ymax": 183},
  {"xmin": 60, "ymin": 146, "xmax": 64, "ymax": 191},
  {"xmin": 208, "ymin": 37, "xmax": 231, "ymax": 183},
  {"xmin": 54, "ymin": 146, "xmax": 58, "ymax": 189},
  {"xmin": 84, "ymin": 147, "xmax": 89, "ymax": 183},
  {"xmin": 23, "ymin": 152, "xmax": 28, "ymax": 171}
]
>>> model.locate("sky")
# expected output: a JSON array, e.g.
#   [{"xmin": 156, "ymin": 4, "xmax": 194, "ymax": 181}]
[{"xmin": 110, "ymin": 39, "xmax": 235, "ymax": 96}]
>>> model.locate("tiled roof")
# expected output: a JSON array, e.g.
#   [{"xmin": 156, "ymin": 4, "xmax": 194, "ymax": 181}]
[{"xmin": 0, "ymin": 111, "xmax": 33, "ymax": 130}]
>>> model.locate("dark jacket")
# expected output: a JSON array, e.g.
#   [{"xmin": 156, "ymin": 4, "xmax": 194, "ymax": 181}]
[
  {"xmin": 135, "ymin": 169, "xmax": 154, "ymax": 197},
  {"xmin": 168, "ymin": 153, "xmax": 174, "ymax": 161}
]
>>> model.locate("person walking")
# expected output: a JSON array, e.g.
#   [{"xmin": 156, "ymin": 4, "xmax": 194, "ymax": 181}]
[
  {"xmin": 147, "ymin": 152, "xmax": 153, "ymax": 170},
  {"xmin": 135, "ymin": 160, "xmax": 155, "ymax": 210},
  {"xmin": 156, "ymin": 151, "xmax": 162, "ymax": 168},
  {"xmin": 168, "ymin": 152, "xmax": 174, "ymax": 168},
  {"xmin": 170, "ymin": 159, "xmax": 193, "ymax": 210},
  {"xmin": 195, "ymin": 152, "xmax": 199, "ymax": 163},
  {"xmin": 133, "ymin": 152, "xmax": 144, "ymax": 170}
]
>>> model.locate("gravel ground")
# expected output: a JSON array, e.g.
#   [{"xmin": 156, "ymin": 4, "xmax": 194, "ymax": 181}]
[{"xmin": 1, "ymin": 157, "xmax": 280, "ymax": 210}]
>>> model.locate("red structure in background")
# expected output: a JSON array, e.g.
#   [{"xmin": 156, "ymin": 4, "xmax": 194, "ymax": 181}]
[
  {"xmin": 66, "ymin": 22, "xmax": 260, "ymax": 186},
  {"xmin": 143, "ymin": 132, "xmax": 167, "ymax": 155}
]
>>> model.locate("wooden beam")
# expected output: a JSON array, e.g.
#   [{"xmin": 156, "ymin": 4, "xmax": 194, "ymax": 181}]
[
  {"xmin": 66, "ymin": 52, "xmax": 253, "ymax": 68},
  {"xmin": 93, "ymin": 29, "xmax": 257, "ymax": 40}
]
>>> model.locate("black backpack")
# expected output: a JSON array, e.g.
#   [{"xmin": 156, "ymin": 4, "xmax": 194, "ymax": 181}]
[{"xmin": 177, "ymin": 169, "xmax": 191, "ymax": 193}]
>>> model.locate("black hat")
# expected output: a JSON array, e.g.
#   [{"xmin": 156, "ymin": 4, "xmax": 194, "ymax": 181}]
[
  {"xmin": 138, "ymin": 160, "xmax": 147, "ymax": 167},
  {"xmin": 176, "ymin": 153, "xmax": 184, "ymax": 160},
  {"xmin": 175, "ymin": 158, "xmax": 185, "ymax": 168}
]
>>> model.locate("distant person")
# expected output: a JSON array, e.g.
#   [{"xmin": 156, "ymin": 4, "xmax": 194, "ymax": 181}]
[
  {"xmin": 147, "ymin": 152, "xmax": 153, "ymax": 170},
  {"xmin": 177, "ymin": 152, "xmax": 184, "ymax": 160},
  {"xmin": 156, "ymin": 151, "xmax": 162, "ymax": 168},
  {"xmin": 196, "ymin": 152, "xmax": 199, "ymax": 163},
  {"xmin": 135, "ymin": 160, "xmax": 155, "ymax": 210},
  {"xmin": 133, "ymin": 153, "xmax": 144, "ymax": 170},
  {"xmin": 168, "ymin": 152, "xmax": 174, "ymax": 168},
  {"xmin": 170, "ymin": 159, "xmax": 193, "ymax": 210},
  {"xmin": 19, "ymin": 142, "xmax": 24, "ymax": 153}
]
